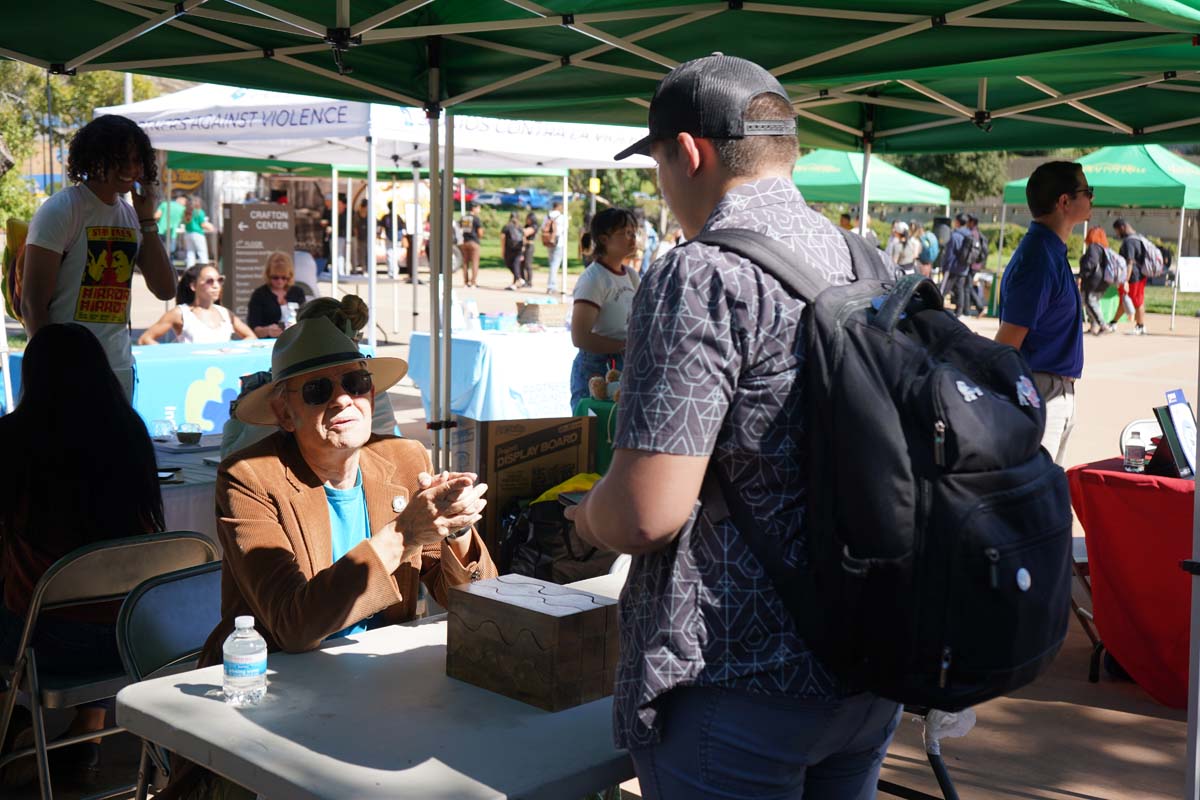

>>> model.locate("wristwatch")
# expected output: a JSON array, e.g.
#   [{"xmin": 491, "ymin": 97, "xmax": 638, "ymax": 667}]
[{"xmin": 445, "ymin": 526, "xmax": 470, "ymax": 541}]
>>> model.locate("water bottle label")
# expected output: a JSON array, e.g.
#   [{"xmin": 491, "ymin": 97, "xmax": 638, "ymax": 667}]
[{"xmin": 224, "ymin": 654, "xmax": 267, "ymax": 678}]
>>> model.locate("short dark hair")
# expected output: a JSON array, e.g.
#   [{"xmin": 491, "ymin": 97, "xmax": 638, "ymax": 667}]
[
  {"xmin": 660, "ymin": 93, "xmax": 798, "ymax": 178},
  {"xmin": 1026, "ymin": 161, "xmax": 1083, "ymax": 217},
  {"xmin": 1113, "ymin": 217, "xmax": 1128, "ymax": 232},
  {"xmin": 954, "ymin": 212, "xmax": 969, "ymax": 226},
  {"xmin": 67, "ymin": 114, "xmax": 157, "ymax": 185},
  {"xmin": 967, "ymin": 214, "xmax": 979, "ymax": 225},
  {"xmin": 589, "ymin": 207, "xmax": 638, "ymax": 260}
]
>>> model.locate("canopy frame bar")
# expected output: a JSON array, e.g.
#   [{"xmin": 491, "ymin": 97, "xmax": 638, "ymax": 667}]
[
  {"xmin": 336, "ymin": 0, "xmax": 349, "ymax": 28},
  {"xmin": 746, "ymin": 2, "xmax": 1175, "ymax": 32},
  {"xmin": 811, "ymin": 91, "xmax": 965, "ymax": 119},
  {"xmin": 793, "ymin": 81, "xmax": 890, "ymax": 104},
  {"xmin": 83, "ymin": 43, "xmax": 328, "ymax": 72},
  {"xmin": 277, "ymin": 53, "xmax": 425, "ymax": 106},
  {"xmin": 770, "ymin": 0, "xmax": 1022, "ymax": 78},
  {"xmin": 118, "ymin": 0, "xmax": 325, "ymax": 36},
  {"xmin": 794, "ymin": 108, "xmax": 863, "ymax": 138},
  {"xmin": 1147, "ymin": 83, "xmax": 1200, "ymax": 96},
  {"xmin": 447, "ymin": 30, "xmax": 667, "ymax": 81},
  {"xmin": 0, "ymin": 46, "xmax": 48, "ymax": 69},
  {"xmin": 897, "ymin": 79, "xmax": 974, "ymax": 117},
  {"xmin": 992, "ymin": 72, "xmax": 1177, "ymax": 118},
  {"xmin": 351, "ymin": 0, "xmax": 436, "ymax": 37},
  {"xmin": 220, "ymin": 0, "xmax": 324, "ymax": 37},
  {"xmin": 67, "ymin": 0, "xmax": 208, "ymax": 71},
  {"xmin": 1016, "ymin": 75, "xmax": 1133, "ymax": 134},
  {"xmin": 500, "ymin": 0, "xmax": 680, "ymax": 69},
  {"xmin": 98, "ymin": 0, "xmax": 257, "ymax": 49},
  {"xmin": 977, "ymin": 78, "xmax": 987, "ymax": 111},
  {"xmin": 1143, "ymin": 115, "xmax": 1200, "ymax": 135}
]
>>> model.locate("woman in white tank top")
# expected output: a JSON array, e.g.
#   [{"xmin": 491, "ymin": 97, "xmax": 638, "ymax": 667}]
[{"xmin": 137, "ymin": 265, "xmax": 256, "ymax": 345}]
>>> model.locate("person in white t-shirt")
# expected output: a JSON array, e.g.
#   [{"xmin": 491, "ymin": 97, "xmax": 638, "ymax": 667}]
[
  {"xmin": 137, "ymin": 264, "xmax": 256, "ymax": 345},
  {"xmin": 542, "ymin": 201, "xmax": 567, "ymax": 294},
  {"xmin": 22, "ymin": 115, "xmax": 178, "ymax": 399},
  {"xmin": 569, "ymin": 207, "xmax": 640, "ymax": 408}
]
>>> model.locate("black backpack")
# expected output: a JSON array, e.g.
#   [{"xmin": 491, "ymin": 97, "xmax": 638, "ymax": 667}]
[
  {"xmin": 963, "ymin": 234, "xmax": 987, "ymax": 272},
  {"xmin": 693, "ymin": 227, "xmax": 1073, "ymax": 711}
]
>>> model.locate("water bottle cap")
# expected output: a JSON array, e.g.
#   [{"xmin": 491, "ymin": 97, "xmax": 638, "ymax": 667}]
[
  {"xmin": 234, "ymin": 615, "xmax": 255, "ymax": 629},
  {"xmin": 1130, "ymin": 431, "xmax": 1141, "ymax": 439}
]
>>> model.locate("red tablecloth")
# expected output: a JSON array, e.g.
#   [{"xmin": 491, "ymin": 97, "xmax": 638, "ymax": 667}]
[{"xmin": 1067, "ymin": 458, "xmax": 1194, "ymax": 707}]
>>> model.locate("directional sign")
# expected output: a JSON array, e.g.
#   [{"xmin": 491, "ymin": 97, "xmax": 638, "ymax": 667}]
[{"xmin": 221, "ymin": 203, "xmax": 295, "ymax": 321}]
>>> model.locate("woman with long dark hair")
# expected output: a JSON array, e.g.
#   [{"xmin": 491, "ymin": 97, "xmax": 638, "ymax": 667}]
[
  {"xmin": 569, "ymin": 207, "xmax": 640, "ymax": 408},
  {"xmin": 137, "ymin": 264, "xmax": 255, "ymax": 345},
  {"xmin": 0, "ymin": 324, "xmax": 165, "ymax": 784}
]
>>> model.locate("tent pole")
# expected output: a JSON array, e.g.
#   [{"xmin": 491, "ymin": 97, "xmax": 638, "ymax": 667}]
[
  {"xmin": 391, "ymin": 175, "xmax": 400, "ymax": 334},
  {"xmin": 345, "ymin": 176, "xmax": 353, "ymax": 278},
  {"xmin": 561, "ymin": 170, "xmax": 569, "ymax": 300},
  {"xmin": 858, "ymin": 142, "xmax": 872, "ymax": 238},
  {"xmin": 1172, "ymin": 207, "xmax": 1185, "ymax": 331},
  {"xmin": 411, "ymin": 165, "xmax": 420, "ymax": 334},
  {"xmin": 998, "ymin": 204, "xmax": 1007, "ymax": 270},
  {"xmin": 330, "ymin": 165, "xmax": 339, "ymax": 296},
  {"xmin": 427, "ymin": 40, "xmax": 443, "ymax": 470},
  {"xmin": 1188, "ymin": 340, "xmax": 1200, "ymax": 800},
  {"xmin": 367, "ymin": 134, "xmax": 377, "ymax": 349},
  {"xmin": 164, "ymin": 163, "xmax": 174, "ymax": 311},
  {"xmin": 441, "ymin": 113, "xmax": 455, "ymax": 470}
]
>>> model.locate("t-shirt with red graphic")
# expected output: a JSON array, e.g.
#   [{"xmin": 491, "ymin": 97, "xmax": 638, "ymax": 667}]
[{"xmin": 26, "ymin": 184, "xmax": 142, "ymax": 377}]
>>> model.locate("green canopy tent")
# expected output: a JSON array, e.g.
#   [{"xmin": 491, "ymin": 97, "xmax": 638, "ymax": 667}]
[
  {"xmin": 792, "ymin": 149, "xmax": 950, "ymax": 223},
  {"xmin": 1002, "ymin": 144, "xmax": 1200, "ymax": 327}
]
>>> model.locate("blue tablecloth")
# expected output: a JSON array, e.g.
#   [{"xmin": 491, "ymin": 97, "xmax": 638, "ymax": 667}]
[
  {"xmin": 4, "ymin": 340, "xmax": 372, "ymax": 433},
  {"xmin": 408, "ymin": 330, "xmax": 575, "ymax": 420}
]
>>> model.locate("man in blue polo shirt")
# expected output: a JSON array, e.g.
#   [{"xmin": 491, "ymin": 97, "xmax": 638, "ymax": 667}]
[{"xmin": 996, "ymin": 161, "xmax": 1092, "ymax": 465}]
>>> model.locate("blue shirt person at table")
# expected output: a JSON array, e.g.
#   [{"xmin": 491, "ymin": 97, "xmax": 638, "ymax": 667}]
[
  {"xmin": 21, "ymin": 115, "xmax": 177, "ymax": 400},
  {"xmin": 568, "ymin": 55, "xmax": 902, "ymax": 799},
  {"xmin": 996, "ymin": 160, "xmax": 1091, "ymax": 465},
  {"xmin": 569, "ymin": 208, "xmax": 640, "ymax": 409},
  {"xmin": 0, "ymin": 324, "xmax": 165, "ymax": 787}
]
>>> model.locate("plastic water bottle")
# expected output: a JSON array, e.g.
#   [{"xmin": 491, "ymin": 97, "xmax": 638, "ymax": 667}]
[
  {"xmin": 223, "ymin": 615, "xmax": 267, "ymax": 707},
  {"xmin": 1123, "ymin": 431, "xmax": 1146, "ymax": 473}
]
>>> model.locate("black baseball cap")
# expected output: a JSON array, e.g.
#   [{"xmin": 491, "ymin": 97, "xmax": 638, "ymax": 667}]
[{"xmin": 614, "ymin": 53, "xmax": 795, "ymax": 161}]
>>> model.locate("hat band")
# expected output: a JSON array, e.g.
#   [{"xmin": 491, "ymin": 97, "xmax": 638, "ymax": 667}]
[{"xmin": 274, "ymin": 350, "xmax": 365, "ymax": 383}]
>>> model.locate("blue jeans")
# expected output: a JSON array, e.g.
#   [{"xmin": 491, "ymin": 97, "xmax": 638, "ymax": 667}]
[
  {"xmin": 570, "ymin": 351, "xmax": 623, "ymax": 410},
  {"xmin": 631, "ymin": 686, "xmax": 902, "ymax": 800}
]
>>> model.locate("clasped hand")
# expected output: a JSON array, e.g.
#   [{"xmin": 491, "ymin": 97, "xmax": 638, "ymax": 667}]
[{"xmin": 397, "ymin": 471, "xmax": 487, "ymax": 555}]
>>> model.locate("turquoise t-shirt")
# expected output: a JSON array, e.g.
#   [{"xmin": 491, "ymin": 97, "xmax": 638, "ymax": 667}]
[
  {"xmin": 184, "ymin": 207, "xmax": 207, "ymax": 234},
  {"xmin": 324, "ymin": 469, "xmax": 372, "ymax": 640}
]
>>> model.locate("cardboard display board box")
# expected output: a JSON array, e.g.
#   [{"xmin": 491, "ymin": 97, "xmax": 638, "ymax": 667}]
[
  {"xmin": 446, "ymin": 575, "xmax": 618, "ymax": 711},
  {"xmin": 450, "ymin": 416, "xmax": 593, "ymax": 552}
]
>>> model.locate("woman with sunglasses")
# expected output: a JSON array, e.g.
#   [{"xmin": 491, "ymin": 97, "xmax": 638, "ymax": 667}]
[
  {"xmin": 137, "ymin": 264, "xmax": 255, "ymax": 345},
  {"xmin": 247, "ymin": 251, "xmax": 308, "ymax": 338}
]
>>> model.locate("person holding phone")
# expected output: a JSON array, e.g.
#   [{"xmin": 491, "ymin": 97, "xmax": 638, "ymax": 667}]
[{"xmin": 20, "ymin": 114, "xmax": 177, "ymax": 399}]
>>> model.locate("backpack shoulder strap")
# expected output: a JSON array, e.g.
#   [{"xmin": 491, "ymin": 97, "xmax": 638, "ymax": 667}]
[{"xmin": 691, "ymin": 228, "xmax": 830, "ymax": 303}]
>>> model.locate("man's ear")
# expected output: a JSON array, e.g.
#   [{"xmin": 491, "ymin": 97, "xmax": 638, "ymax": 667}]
[
  {"xmin": 271, "ymin": 391, "xmax": 296, "ymax": 432},
  {"xmin": 676, "ymin": 132, "xmax": 706, "ymax": 178}
]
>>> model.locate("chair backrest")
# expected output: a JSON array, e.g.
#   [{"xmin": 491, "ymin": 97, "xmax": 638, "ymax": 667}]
[
  {"xmin": 32, "ymin": 531, "xmax": 216, "ymax": 612},
  {"xmin": 1118, "ymin": 418, "xmax": 1160, "ymax": 456},
  {"xmin": 117, "ymin": 561, "xmax": 223, "ymax": 682}
]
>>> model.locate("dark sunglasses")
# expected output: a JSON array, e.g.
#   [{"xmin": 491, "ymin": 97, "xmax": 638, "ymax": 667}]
[
  {"xmin": 200, "ymin": 276, "xmax": 225, "ymax": 286},
  {"xmin": 295, "ymin": 369, "xmax": 373, "ymax": 406},
  {"xmin": 1070, "ymin": 187, "xmax": 1095, "ymax": 200}
]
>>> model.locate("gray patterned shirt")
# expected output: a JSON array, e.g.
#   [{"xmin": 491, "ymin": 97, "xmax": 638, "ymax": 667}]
[{"xmin": 612, "ymin": 176, "xmax": 854, "ymax": 749}]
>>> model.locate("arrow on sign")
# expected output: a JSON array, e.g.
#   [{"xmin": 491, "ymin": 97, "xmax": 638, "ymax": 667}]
[{"xmin": 237, "ymin": 221, "xmax": 249, "ymax": 231}]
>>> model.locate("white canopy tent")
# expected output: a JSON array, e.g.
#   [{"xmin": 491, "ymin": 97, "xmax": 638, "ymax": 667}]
[{"xmin": 98, "ymin": 84, "xmax": 653, "ymax": 469}]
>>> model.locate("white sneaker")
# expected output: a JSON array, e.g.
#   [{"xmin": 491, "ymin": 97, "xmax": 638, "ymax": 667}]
[{"xmin": 1134, "ymin": 325, "xmax": 1146, "ymax": 336}]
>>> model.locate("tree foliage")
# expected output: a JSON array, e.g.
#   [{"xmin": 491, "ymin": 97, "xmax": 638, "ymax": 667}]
[
  {"xmin": 889, "ymin": 151, "xmax": 1009, "ymax": 202},
  {"xmin": 0, "ymin": 63, "xmax": 156, "ymax": 227}
]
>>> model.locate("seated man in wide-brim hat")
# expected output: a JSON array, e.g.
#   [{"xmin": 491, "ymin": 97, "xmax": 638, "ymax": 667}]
[{"xmin": 200, "ymin": 316, "xmax": 496, "ymax": 662}]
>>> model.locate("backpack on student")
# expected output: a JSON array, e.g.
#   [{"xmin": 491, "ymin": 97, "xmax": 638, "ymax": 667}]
[
  {"xmin": 504, "ymin": 222, "xmax": 524, "ymax": 250},
  {"xmin": 540, "ymin": 215, "xmax": 557, "ymax": 248},
  {"xmin": 692, "ymin": 226, "xmax": 1073, "ymax": 712},
  {"xmin": 1134, "ymin": 234, "xmax": 1166, "ymax": 279},
  {"xmin": 2, "ymin": 218, "xmax": 29, "ymax": 323},
  {"xmin": 1103, "ymin": 248, "xmax": 1129, "ymax": 287},
  {"xmin": 963, "ymin": 234, "xmax": 987, "ymax": 272}
]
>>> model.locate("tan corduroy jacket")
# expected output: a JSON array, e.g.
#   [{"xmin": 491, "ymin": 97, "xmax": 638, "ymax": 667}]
[{"xmin": 199, "ymin": 432, "xmax": 496, "ymax": 665}]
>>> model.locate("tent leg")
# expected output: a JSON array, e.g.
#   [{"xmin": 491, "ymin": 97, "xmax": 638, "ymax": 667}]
[
  {"xmin": 367, "ymin": 136, "xmax": 377, "ymax": 349},
  {"xmin": 427, "ymin": 106, "xmax": 442, "ymax": 471},
  {"xmin": 391, "ymin": 177, "xmax": 400, "ymax": 334},
  {"xmin": 1188, "ymin": 332, "xmax": 1200, "ymax": 800},
  {"xmin": 345, "ymin": 177, "xmax": 354, "ymax": 278},
  {"xmin": 1173, "ymin": 207, "xmax": 1185, "ymax": 331},
  {"xmin": 330, "ymin": 165, "xmax": 338, "ymax": 297},
  {"xmin": 561, "ymin": 171, "xmax": 569, "ymax": 300},
  {"xmin": 858, "ymin": 139, "xmax": 872, "ymax": 238},
  {"xmin": 998, "ymin": 204, "xmax": 1007, "ymax": 271},
  {"xmin": 0, "ymin": 326, "xmax": 13, "ymax": 414},
  {"xmin": 411, "ymin": 165, "xmax": 421, "ymax": 335},
  {"xmin": 165, "ymin": 166, "xmax": 174, "ymax": 312},
  {"xmin": 441, "ymin": 113, "xmax": 455, "ymax": 473}
]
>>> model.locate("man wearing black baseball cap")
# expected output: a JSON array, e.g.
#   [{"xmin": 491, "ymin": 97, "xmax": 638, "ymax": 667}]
[{"xmin": 567, "ymin": 53, "xmax": 901, "ymax": 797}]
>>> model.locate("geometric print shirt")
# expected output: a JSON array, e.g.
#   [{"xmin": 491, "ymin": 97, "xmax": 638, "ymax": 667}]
[{"xmin": 611, "ymin": 176, "xmax": 856, "ymax": 749}]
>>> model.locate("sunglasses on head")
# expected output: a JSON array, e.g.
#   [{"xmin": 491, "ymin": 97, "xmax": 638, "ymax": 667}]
[{"xmin": 294, "ymin": 369, "xmax": 373, "ymax": 406}]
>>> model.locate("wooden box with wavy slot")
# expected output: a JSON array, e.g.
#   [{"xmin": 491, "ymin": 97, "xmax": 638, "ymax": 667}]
[{"xmin": 445, "ymin": 574, "xmax": 618, "ymax": 711}]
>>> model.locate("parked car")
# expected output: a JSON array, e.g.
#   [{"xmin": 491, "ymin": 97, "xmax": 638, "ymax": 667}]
[
  {"xmin": 498, "ymin": 188, "xmax": 550, "ymax": 209},
  {"xmin": 453, "ymin": 185, "xmax": 478, "ymax": 203},
  {"xmin": 473, "ymin": 192, "xmax": 503, "ymax": 206}
]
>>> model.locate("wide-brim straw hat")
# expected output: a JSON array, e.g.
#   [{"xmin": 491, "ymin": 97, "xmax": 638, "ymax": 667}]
[{"xmin": 235, "ymin": 316, "xmax": 408, "ymax": 426}]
